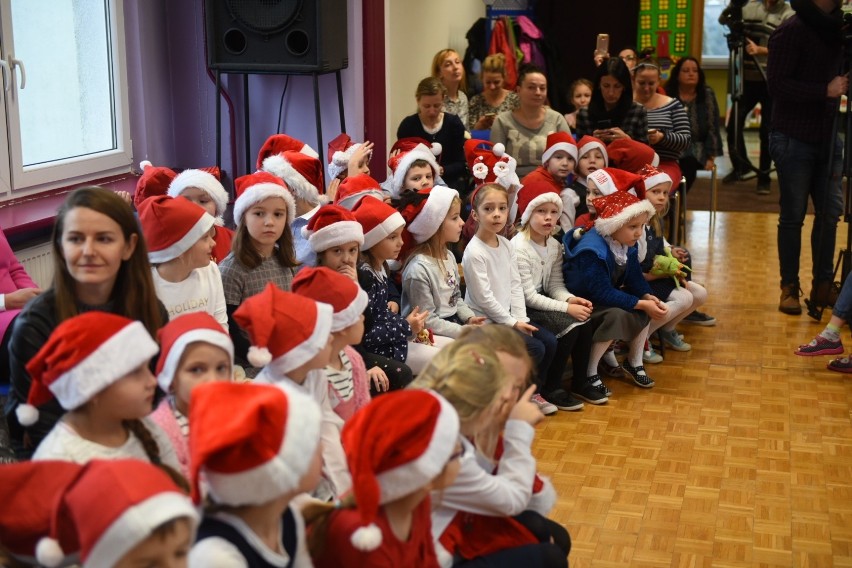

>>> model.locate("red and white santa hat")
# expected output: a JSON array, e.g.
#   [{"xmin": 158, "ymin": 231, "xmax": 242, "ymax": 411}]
[
  {"xmin": 607, "ymin": 139, "xmax": 660, "ymax": 173},
  {"xmin": 541, "ymin": 131, "xmax": 578, "ymax": 164},
  {"xmin": 515, "ymin": 181, "xmax": 563, "ymax": 227},
  {"xmin": 189, "ymin": 381, "xmax": 321, "ymax": 506},
  {"xmin": 262, "ymin": 151, "xmax": 325, "ymax": 206},
  {"xmin": 167, "ymin": 168, "xmax": 230, "ymax": 220},
  {"xmin": 576, "ymin": 135, "xmax": 609, "ymax": 165},
  {"xmin": 256, "ymin": 133, "xmax": 320, "ymax": 165},
  {"xmin": 593, "ymin": 191, "xmax": 657, "ymax": 237},
  {"xmin": 301, "ymin": 204, "xmax": 364, "ymax": 253},
  {"xmin": 342, "ymin": 389, "xmax": 460, "ymax": 551},
  {"xmin": 638, "ymin": 163, "xmax": 673, "ymax": 191},
  {"xmin": 155, "ymin": 312, "xmax": 234, "ymax": 393},
  {"xmin": 352, "ymin": 196, "xmax": 406, "ymax": 251},
  {"xmin": 399, "ymin": 185, "xmax": 460, "ymax": 244},
  {"xmin": 23, "ymin": 460, "xmax": 197, "ymax": 568},
  {"xmin": 17, "ymin": 312, "xmax": 158, "ymax": 427},
  {"xmin": 292, "ymin": 266, "xmax": 369, "ymax": 332},
  {"xmin": 232, "ymin": 282, "xmax": 333, "ymax": 375},
  {"xmin": 334, "ymin": 174, "xmax": 387, "ymax": 210},
  {"xmin": 327, "ymin": 133, "xmax": 364, "ymax": 180},
  {"xmin": 134, "ymin": 160, "xmax": 176, "ymax": 209},
  {"xmin": 586, "ymin": 167, "xmax": 646, "ymax": 198},
  {"xmin": 464, "ymin": 139, "xmax": 521, "ymax": 191},
  {"xmin": 385, "ymin": 137, "xmax": 441, "ymax": 199},
  {"xmin": 233, "ymin": 171, "xmax": 296, "ymax": 225},
  {"xmin": 138, "ymin": 195, "xmax": 215, "ymax": 264}
]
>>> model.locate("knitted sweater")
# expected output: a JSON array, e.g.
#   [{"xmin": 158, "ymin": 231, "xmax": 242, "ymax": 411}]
[
  {"xmin": 510, "ymin": 232, "xmax": 573, "ymax": 313},
  {"xmin": 149, "ymin": 398, "xmax": 189, "ymax": 479},
  {"xmin": 401, "ymin": 252, "xmax": 475, "ymax": 339}
]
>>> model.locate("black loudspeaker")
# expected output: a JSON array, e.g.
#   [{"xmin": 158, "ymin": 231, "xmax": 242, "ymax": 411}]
[{"xmin": 204, "ymin": 0, "xmax": 348, "ymax": 73}]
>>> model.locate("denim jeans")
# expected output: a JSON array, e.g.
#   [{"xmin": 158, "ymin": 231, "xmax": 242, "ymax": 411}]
[
  {"xmin": 833, "ymin": 275, "xmax": 852, "ymax": 321},
  {"xmin": 769, "ymin": 131, "xmax": 843, "ymax": 286},
  {"xmin": 515, "ymin": 323, "xmax": 556, "ymax": 391}
]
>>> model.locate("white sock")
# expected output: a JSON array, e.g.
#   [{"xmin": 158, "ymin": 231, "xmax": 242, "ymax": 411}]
[
  {"xmin": 587, "ymin": 341, "xmax": 612, "ymax": 378},
  {"xmin": 627, "ymin": 326, "xmax": 650, "ymax": 369}
]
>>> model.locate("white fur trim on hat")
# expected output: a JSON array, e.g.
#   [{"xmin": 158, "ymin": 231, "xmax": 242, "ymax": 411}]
[
  {"xmin": 542, "ymin": 142, "xmax": 578, "ymax": 164},
  {"xmin": 262, "ymin": 154, "xmax": 321, "ymax": 206},
  {"xmin": 388, "ymin": 146, "xmax": 441, "ymax": 200},
  {"xmin": 156, "ymin": 329, "xmax": 235, "ymax": 392},
  {"xmin": 579, "ymin": 140, "xmax": 608, "ymax": 166},
  {"xmin": 234, "ymin": 182, "xmax": 297, "ymax": 225},
  {"xmin": 363, "ymin": 211, "xmax": 405, "ymax": 251},
  {"xmin": 644, "ymin": 172, "xmax": 672, "ymax": 190},
  {"xmin": 168, "ymin": 170, "xmax": 229, "ymax": 217},
  {"xmin": 262, "ymin": 302, "xmax": 334, "ymax": 377},
  {"xmin": 374, "ymin": 392, "xmax": 459, "ymax": 504},
  {"xmin": 306, "ymin": 220, "xmax": 364, "ymax": 253},
  {"xmin": 594, "ymin": 200, "xmax": 656, "ymax": 237},
  {"xmin": 332, "ymin": 288, "xmax": 369, "ymax": 332},
  {"xmin": 203, "ymin": 383, "xmax": 322, "ymax": 506},
  {"xmin": 328, "ymin": 143, "xmax": 363, "ymax": 180},
  {"xmin": 148, "ymin": 212, "xmax": 215, "ymax": 264},
  {"xmin": 408, "ymin": 186, "xmax": 459, "ymax": 244},
  {"xmin": 520, "ymin": 192, "xmax": 563, "ymax": 227},
  {"xmin": 85, "ymin": 491, "xmax": 198, "ymax": 568}
]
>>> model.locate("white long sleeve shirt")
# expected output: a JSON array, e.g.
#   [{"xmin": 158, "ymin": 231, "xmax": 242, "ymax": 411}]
[{"xmin": 462, "ymin": 235, "xmax": 528, "ymax": 326}]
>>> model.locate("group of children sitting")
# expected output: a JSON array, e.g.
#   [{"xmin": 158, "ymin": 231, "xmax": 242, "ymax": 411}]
[{"xmin": 0, "ymin": 128, "xmax": 712, "ymax": 566}]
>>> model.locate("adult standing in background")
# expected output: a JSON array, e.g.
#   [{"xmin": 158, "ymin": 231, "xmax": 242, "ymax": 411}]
[
  {"xmin": 432, "ymin": 49, "xmax": 469, "ymax": 128},
  {"xmin": 491, "ymin": 64, "xmax": 571, "ymax": 178},
  {"xmin": 767, "ymin": 0, "xmax": 845, "ymax": 315},
  {"xmin": 468, "ymin": 53, "xmax": 520, "ymax": 131}
]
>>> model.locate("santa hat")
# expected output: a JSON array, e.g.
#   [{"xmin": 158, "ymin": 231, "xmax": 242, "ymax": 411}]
[
  {"xmin": 25, "ymin": 460, "xmax": 197, "ymax": 568},
  {"xmin": 335, "ymin": 174, "xmax": 386, "ymax": 210},
  {"xmin": 352, "ymin": 196, "xmax": 406, "ymax": 251},
  {"xmin": 292, "ymin": 267, "xmax": 370, "ymax": 332},
  {"xmin": 256, "ymin": 133, "xmax": 320, "ymax": 168},
  {"xmin": 576, "ymin": 135, "xmax": 609, "ymax": 165},
  {"xmin": 134, "ymin": 161, "xmax": 176, "ymax": 209},
  {"xmin": 516, "ymin": 181, "xmax": 563, "ymax": 227},
  {"xmin": 327, "ymin": 133, "xmax": 364, "ymax": 180},
  {"xmin": 17, "ymin": 312, "xmax": 158, "ymax": 427},
  {"xmin": 399, "ymin": 185, "xmax": 459, "ymax": 244},
  {"xmin": 541, "ymin": 132, "xmax": 578, "ymax": 164},
  {"xmin": 262, "ymin": 152, "xmax": 324, "ymax": 206},
  {"xmin": 593, "ymin": 191, "xmax": 657, "ymax": 237},
  {"xmin": 385, "ymin": 137, "xmax": 441, "ymax": 199},
  {"xmin": 189, "ymin": 381, "xmax": 321, "ymax": 505},
  {"xmin": 168, "ymin": 168, "xmax": 230, "ymax": 219},
  {"xmin": 639, "ymin": 163, "xmax": 673, "ymax": 191},
  {"xmin": 301, "ymin": 204, "xmax": 364, "ymax": 253},
  {"xmin": 155, "ymin": 312, "xmax": 234, "ymax": 393},
  {"xmin": 232, "ymin": 282, "xmax": 333, "ymax": 375},
  {"xmin": 138, "ymin": 195, "xmax": 215, "ymax": 264},
  {"xmin": 607, "ymin": 139, "xmax": 660, "ymax": 173},
  {"xmin": 233, "ymin": 171, "xmax": 296, "ymax": 225},
  {"xmin": 464, "ymin": 139, "xmax": 520, "ymax": 191},
  {"xmin": 342, "ymin": 389, "xmax": 459, "ymax": 551},
  {"xmin": 586, "ymin": 167, "xmax": 646, "ymax": 198}
]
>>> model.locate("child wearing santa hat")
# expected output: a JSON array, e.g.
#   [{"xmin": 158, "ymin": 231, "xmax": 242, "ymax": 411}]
[
  {"xmin": 327, "ymin": 133, "xmax": 374, "ymax": 182},
  {"xmin": 167, "ymin": 166, "xmax": 234, "ymax": 264},
  {"xmin": 188, "ymin": 381, "xmax": 322, "ymax": 566},
  {"xmin": 134, "ymin": 160, "xmax": 177, "ymax": 210},
  {"xmin": 219, "ymin": 171, "xmax": 299, "ymax": 370},
  {"xmin": 575, "ymin": 166, "xmax": 642, "ymax": 229},
  {"xmin": 22, "ymin": 311, "xmax": 183, "ymax": 484},
  {"xmin": 400, "ymin": 186, "xmax": 485, "ymax": 339},
  {"xmin": 564, "ymin": 186, "xmax": 668, "ymax": 395},
  {"xmin": 333, "ymin": 173, "xmax": 387, "ymax": 211},
  {"xmin": 0, "ymin": 459, "xmax": 197, "ymax": 568},
  {"xmin": 138, "ymin": 195, "xmax": 227, "ymax": 330},
  {"xmin": 308, "ymin": 388, "xmax": 462, "ymax": 567},
  {"xmin": 520, "ymin": 132, "xmax": 580, "ymax": 230},
  {"xmin": 382, "ymin": 137, "xmax": 444, "ymax": 202},
  {"xmin": 567, "ymin": 136, "xmax": 608, "ymax": 224},
  {"xmin": 149, "ymin": 312, "xmax": 235, "ymax": 478}
]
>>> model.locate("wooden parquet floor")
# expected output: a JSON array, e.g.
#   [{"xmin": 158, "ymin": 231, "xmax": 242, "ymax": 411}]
[{"xmin": 537, "ymin": 211, "xmax": 852, "ymax": 567}]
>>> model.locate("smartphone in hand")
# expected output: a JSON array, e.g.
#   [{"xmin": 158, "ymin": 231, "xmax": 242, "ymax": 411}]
[{"xmin": 595, "ymin": 33, "xmax": 610, "ymax": 57}]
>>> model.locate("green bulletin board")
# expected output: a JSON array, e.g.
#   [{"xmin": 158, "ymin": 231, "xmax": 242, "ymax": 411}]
[{"xmin": 637, "ymin": 0, "xmax": 692, "ymax": 80}]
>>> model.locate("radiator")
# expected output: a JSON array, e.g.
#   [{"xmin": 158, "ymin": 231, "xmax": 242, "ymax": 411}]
[{"xmin": 16, "ymin": 242, "xmax": 54, "ymax": 289}]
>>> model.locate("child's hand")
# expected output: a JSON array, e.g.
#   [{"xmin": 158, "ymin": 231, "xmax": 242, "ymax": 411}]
[
  {"xmin": 639, "ymin": 295, "xmax": 668, "ymax": 320},
  {"xmin": 387, "ymin": 301, "xmax": 399, "ymax": 314},
  {"xmin": 509, "ymin": 384, "xmax": 545, "ymax": 426},
  {"xmin": 671, "ymin": 247, "xmax": 689, "ymax": 262},
  {"xmin": 406, "ymin": 306, "xmax": 429, "ymax": 335},
  {"xmin": 348, "ymin": 141, "xmax": 375, "ymax": 178},
  {"xmin": 337, "ymin": 263, "xmax": 358, "ymax": 281},
  {"xmin": 567, "ymin": 299, "xmax": 592, "ymax": 321},
  {"xmin": 513, "ymin": 321, "xmax": 538, "ymax": 336},
  {"xmin": 326, "ymin": 177, "xmax": 341, "ymax": 202},
  {"xmin": 466, "ymin": 316, "xmax": 487, "ymax": 326},
  {"xmin": 367, "ymin": 366, "xmax": 390, "ymax": 392},
  {"xmin": 114, "ymin": 190, "xmax": 132, "ymax": 206}
]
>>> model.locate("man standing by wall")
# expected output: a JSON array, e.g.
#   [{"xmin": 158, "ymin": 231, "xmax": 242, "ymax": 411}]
[{"xmin": 767, "ymin": 0, "xmax": 846, "ymax": 315}]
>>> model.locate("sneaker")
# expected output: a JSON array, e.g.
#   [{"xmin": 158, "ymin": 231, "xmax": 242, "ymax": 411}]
[
  {"xmin": 623, "ymin": 363, "xmax": 655, "ymax": 388},
  {"xmin": 531, "ymin": 393, "xmax": 558, "ymax": 415},
  {"xmin": 795, "ymin": 335, "xmax": 844, "ymax": 356},
  {"xmin": 643, "ymin": 341, "xmax": 663, "ymax": 364},
  {"xmin": 828, "ymin": 355, "xmax": 852, "ymax": 373},
  {"xmin": 571, "ymin": 376, "xmax": 609, "ymax": 404},
  {"xmin": 543, "ymin": 389, "xmax": 584, "ymax": 411},
  {"xmin": 660, "ymin": 328, "xmax": 692, "ymax": 351},
  {"xmin": 683, "ymin": 310, "xmax": 716, "ymax": 326},
  {"xmin": 779, "ymin": 284, "xmax": 802, "ymax": 315},
  {"xmin": 756, "ymin": 178, "xmax": 771, "ymax": 195}
]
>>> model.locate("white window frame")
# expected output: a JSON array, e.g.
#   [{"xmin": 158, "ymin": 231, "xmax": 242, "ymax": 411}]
[
  {"xmin": 702, "ymin": 0, "xmax": 730, "ymax": 70},
  {"xmin": 0, "ymin": 0, "xmax": 132, "ymax": 200}
]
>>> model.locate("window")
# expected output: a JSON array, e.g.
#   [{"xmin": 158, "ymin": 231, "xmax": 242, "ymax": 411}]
[
  {"xmin": 702, "ymin": 0, "xmax": 730, "ymax": 69},
  {"xmin": 0, "ymin": 0, "xmax": 131, "ymax": 198}
]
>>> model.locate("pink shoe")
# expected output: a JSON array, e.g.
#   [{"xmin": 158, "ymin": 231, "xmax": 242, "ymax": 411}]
[{"xmin": 795, "ymin": 335, "xmax": 843, "ymax": 356}]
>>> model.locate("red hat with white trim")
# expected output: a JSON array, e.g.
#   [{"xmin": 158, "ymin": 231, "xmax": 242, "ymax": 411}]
[
  {"xmin": 138, "ymin": 195, "xmax": 215, "ymax": 264},
  {"xmin": 385, "ymin": 137, "xmax": 441, "ymax": 199},
  {"xmin": 464, "ymin": 139, "xmax": 520, "ymax": 190},
  {"xmin": 342, "ymin": 389, "xmax": 460, "ymax": 551},
  {"xmin": 155, "ymin": 312, "xmax": 234, "ymax": 393},
  {"xmin": 335, "ymin": 174, "xmax": 386, "ymax": 210},
  {"xmin": 593, "ymin": 191, "xmax": 656, "ymax": 237},
  {"xmin": 233, "ymin": 171, "xmax": 296, "ymax": 225},
  {"xmin": 17, "ymin": 312, "xmax": 158, "ymax": 427},
  {"xmin": 542, "ymin": 132, "xmax": 578, "ymax": 164},
  {"xmin": 586, "ymin": 167, "xmax": 646, "ymax": 198},
  {"xmin": 134, "ymin": 160, "xmax": 176, "ymax": 209},
  {"xmin": 292, "ymin": 266, "xmax": 369, "ymax": 332},
  {"xmin": 301, "ymin": 204, "xmax": 364, "ymax": 253},
  {"xmin": 189, "ymin": 381, "xmax": 322, "ymax": 506},
  {"xmin": 262, "ymin": 151, "xmax": 324, "ymax": 206},
  {"xmin": 399, "ymin": 185, "xmax": 460, "ymax": 244},
  {"xmin": 352, "ymin": 196, "xmax": 406, "ymax": 251},
  {"xmin": 638, "ymin": 163, "xmax": 673, "ymax": 191},
  {"xmin": 576, "ymin": 135, "xmax": 609, "ymax": 165},
  {"xmin": 168, "ymin": 168, "xmax": 230, "ymax": 219},
  {"xmin": 232, "ymin": 282, "xmax": 333, "ymax": 374},
  {"xmin": 327, "ymin": 133, "xmax": 364, "ymax": 180},
  {"xmin": 516, "ymin": 181, "xmax": 563, "ymax": 227},
  {"xmin": 607, "ymin": 139, "xmax": 660, "ymax": 173},
  {"xmin": 256, "ymin": 133, "xmax": 320, "ymax": 167}
]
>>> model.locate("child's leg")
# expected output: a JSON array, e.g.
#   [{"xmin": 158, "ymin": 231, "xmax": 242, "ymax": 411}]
[
  {"xmin": 542, "ymin": 329, "xmax": 575, "ymax": 396},
  {"xmin": 361, "ymin": 351, "xmax": 414, "ymax": 394},
  {"xmin": 623, "ymin": 325, "xmax": 655, "ymax": 388},
  {"xmin": 529, "ymin": 324, "xmax": 557, "ymax": 392},
  {"xmin": 587, "ymin": 341, "xmax": 612, "ymax": 377},
  {"xmin": 664, "ymin": 282, "xmax": 708, "ymax": 330},
  {"xmin": 649, "ymin": 287, "xmax": 693, "ymax": 334},
  {"xmin": 514, "ymin": 510, "xmax": 571, "ymax": 555}
]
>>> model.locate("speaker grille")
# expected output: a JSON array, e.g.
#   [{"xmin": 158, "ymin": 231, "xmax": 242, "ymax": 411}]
[{"xmin": 225, "ymin": 0, "xmax": 304, "ymax": 34}]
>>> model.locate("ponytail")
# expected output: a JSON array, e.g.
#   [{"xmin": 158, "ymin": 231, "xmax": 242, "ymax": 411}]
[
  {"xmin": 303, "ymin": 495, "xmax": 357, "ymax": 557},
  {"xmin": 125, "ymin": 419, "xmax": 190, "ymax": 493}
]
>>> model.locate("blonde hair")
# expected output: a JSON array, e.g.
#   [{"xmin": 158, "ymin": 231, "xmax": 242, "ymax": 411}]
[
  {"xmin": 482, "ymin": 53, "xmax": 507, "ymax": 77},
  {"xmin": 416, "ymin": 76, "xmax": 447, "ymax": 100},
  {"xmin": 471, "ymin": 183, "xmax": 508, "ymax": 211},
  {"xmin": 403, "ymin": 196, "xmax": 462, "ymax": 268},
  {"xmin": 431, "ymin": 49, "xmax": 467, "ymax": 92},
  {"xmin": 458, "ymin": 325, "xmax": 532, "ymax": 383}
]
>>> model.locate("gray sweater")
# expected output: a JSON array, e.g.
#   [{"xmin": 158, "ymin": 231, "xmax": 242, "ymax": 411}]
[{"xmin": 401, "ymin": 251, "xmax": 475, "ymax": 339}]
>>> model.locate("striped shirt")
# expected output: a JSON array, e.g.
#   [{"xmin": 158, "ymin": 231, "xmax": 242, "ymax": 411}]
[
  {"xmin": 326, "ymin": 349, "xmax": 355, "ymax": 402},
  {"xmin": 646, "ymin": 98, "xmax": 691, "ymax": 162}
]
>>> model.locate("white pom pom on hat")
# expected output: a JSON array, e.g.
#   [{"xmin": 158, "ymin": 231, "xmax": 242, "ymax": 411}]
[
  {"xmin": 351, "ymin": 523, "xmax": 383, "ymax": 551},
  {"xmin": 15, "ymin": 403, "xmax": 39, "ymax": 427},
  {"xmin": 36, "ymin": 537, "xmax": 64, "ymax": 567}
]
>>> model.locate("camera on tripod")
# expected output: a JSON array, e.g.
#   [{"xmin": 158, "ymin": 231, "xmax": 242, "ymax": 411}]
[{"xmin": 719, "ymin": 0, "xmax": 749, "ymax": 36}]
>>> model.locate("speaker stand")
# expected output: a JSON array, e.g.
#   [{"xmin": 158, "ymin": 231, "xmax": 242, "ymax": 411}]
[{"xmin": 213, "ymin": 69, "xmax": 347, "ymax": 178}]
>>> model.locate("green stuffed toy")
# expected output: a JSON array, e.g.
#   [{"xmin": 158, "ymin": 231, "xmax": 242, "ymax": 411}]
[{"xmin": 650, "ymin": 247, "xmax": 691, "ymax": 288}]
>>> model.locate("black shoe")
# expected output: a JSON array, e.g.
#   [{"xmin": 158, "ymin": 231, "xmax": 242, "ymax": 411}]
[
  {"xmin": 683, "ymin": 310, "xmax": 716, "ymax": 326},
  {"xmin": 571, "ymin": 376, "xmax": 608, "ymax": 404},
  {"xmin": 722, "ymin": 170, "xmax": 748, "ymax": 184},
  {"xmin": 543, "ymin": 388, "xmax": 584, "ymax": 411},
  {"xmin": 756, "ymin": 178, "xmax": 770, "ymax": 195},
  {"xmin": 622, "ymin": 364, "xmax": 655, "ymax": 388}
]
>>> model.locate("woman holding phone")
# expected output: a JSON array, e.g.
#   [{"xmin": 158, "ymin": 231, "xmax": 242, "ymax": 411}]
[
  {"xmin": 575, "ymin": 57, "xmax": 649, "ymax": 145},
  {"xmin": 468, "ymin": 54, "xmax": 519, "ymax": 131}
]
